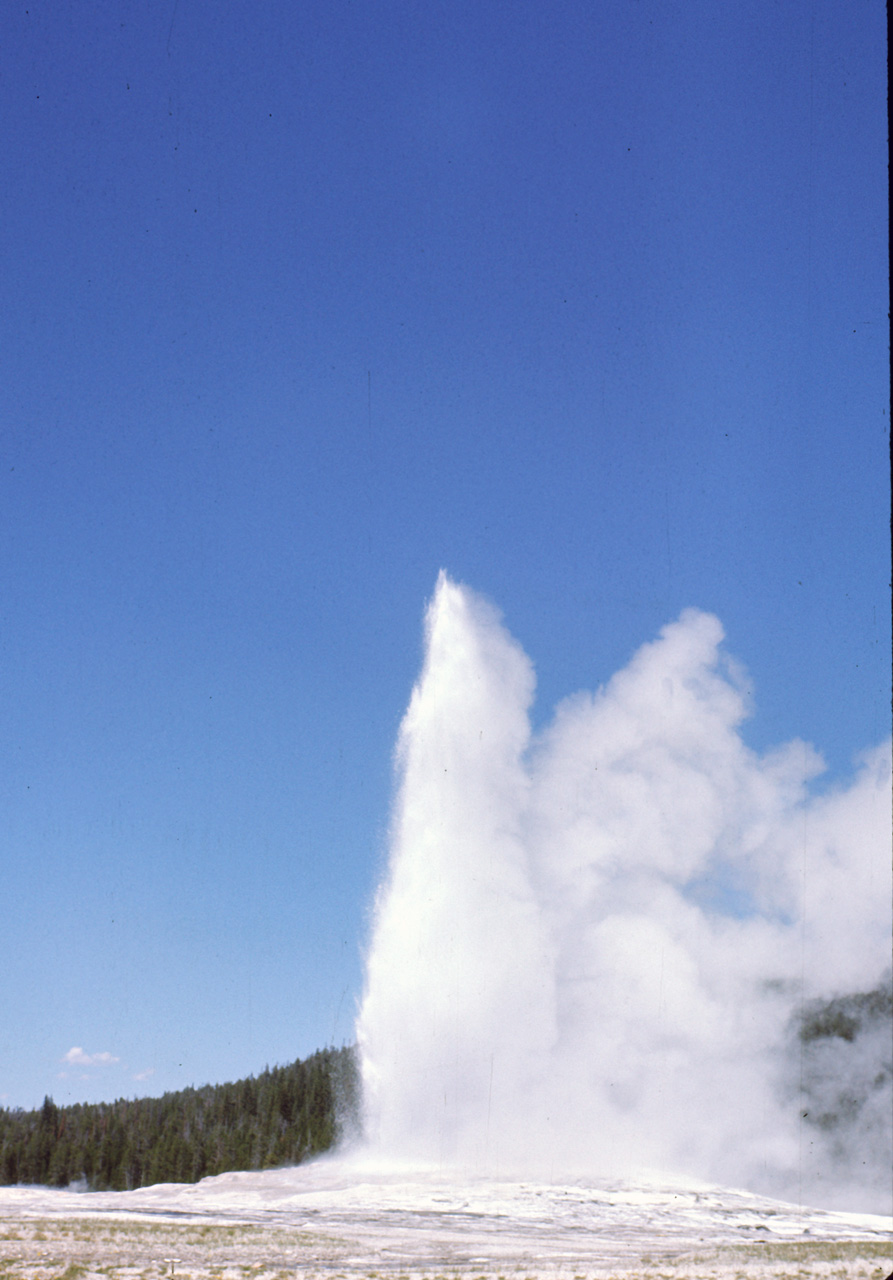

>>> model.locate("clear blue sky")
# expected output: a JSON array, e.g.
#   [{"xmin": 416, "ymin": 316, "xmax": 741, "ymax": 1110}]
[{"xmin": 1, "ymin": 0, "xmax": 888, "ymax": 1111}]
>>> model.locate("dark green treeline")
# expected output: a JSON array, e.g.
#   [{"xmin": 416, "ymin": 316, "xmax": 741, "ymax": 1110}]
[{"xmin": 0, "ymin": 1045, "xmax": 359, "ymax": 1192}]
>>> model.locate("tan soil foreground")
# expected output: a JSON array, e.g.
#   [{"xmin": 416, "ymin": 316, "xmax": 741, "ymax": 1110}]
[
  {"xmin": 0, "ymin": 1167, "xmax": 890, "ymax": 1280},
  {"xmin": 0, "ymin": 1212, "xmax": 891, "ymax": 1280}
]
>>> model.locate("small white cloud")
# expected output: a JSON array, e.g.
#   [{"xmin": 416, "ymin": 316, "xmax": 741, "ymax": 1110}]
[
  {"xmin": 62, "ymin": 1047, "xmax": 120, "ymax": 1067},
  {"xmin": 133, "ymin": 1068, "xmax": 155, "ymax": 1082}
]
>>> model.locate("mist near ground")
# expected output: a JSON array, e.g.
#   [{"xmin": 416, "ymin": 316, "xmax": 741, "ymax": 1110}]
[{"xmin": 357, "ymin": 574, "xmax": 892, "ymax": 1214}]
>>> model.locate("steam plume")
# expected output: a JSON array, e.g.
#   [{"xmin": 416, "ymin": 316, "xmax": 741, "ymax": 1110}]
[{"xmin": 357, "ymin": 574, "xmax": 892, "ymax": 1212}]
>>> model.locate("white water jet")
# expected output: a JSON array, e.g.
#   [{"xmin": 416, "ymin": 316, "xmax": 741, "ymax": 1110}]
[{"xmin": 356, "ymin": 574, "xmax": 892, "ymax": 1212}]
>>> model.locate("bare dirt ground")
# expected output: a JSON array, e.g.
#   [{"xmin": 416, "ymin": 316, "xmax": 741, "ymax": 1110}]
[{"xmin": 0, "ymin": 1164, "xmax": 889, "ymax": 1280}]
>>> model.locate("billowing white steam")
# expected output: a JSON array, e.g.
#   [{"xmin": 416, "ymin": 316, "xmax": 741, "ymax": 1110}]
[{"xmin": 357, "ymin": 574, "xmax": 892, "ymax": 1212}]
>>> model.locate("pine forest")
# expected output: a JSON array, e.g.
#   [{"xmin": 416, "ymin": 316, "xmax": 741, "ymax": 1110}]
[{"xmin": 0, "ymin": 1046, "xmax": 358, "ymax": 1192}]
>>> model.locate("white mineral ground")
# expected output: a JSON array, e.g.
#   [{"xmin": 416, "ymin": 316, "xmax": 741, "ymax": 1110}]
[{"xmin": 1, "ymin": 1157, "xmax": 890, "ymax": 1280}]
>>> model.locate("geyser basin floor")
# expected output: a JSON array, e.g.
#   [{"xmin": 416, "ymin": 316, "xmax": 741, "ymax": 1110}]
[{"xmin": 1, "ymin": 1163, "xmax": 890, "ymax": 1280}]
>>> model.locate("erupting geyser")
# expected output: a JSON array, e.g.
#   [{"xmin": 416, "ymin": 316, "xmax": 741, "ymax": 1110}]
[{"xmin": 356, "ymin": 574, "xmax": 892, "ymax": 1213}]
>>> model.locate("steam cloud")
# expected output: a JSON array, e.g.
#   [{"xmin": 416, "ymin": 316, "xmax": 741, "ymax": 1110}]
[{"xmin": 356, "ymin": 574, "xmax": 892, "ymax": 1212}]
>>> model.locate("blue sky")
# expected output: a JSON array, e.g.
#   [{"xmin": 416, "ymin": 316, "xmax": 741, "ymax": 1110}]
[{"xmin": 1, "ymin": 0, "xmax": 888, "ymax": 1111}]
